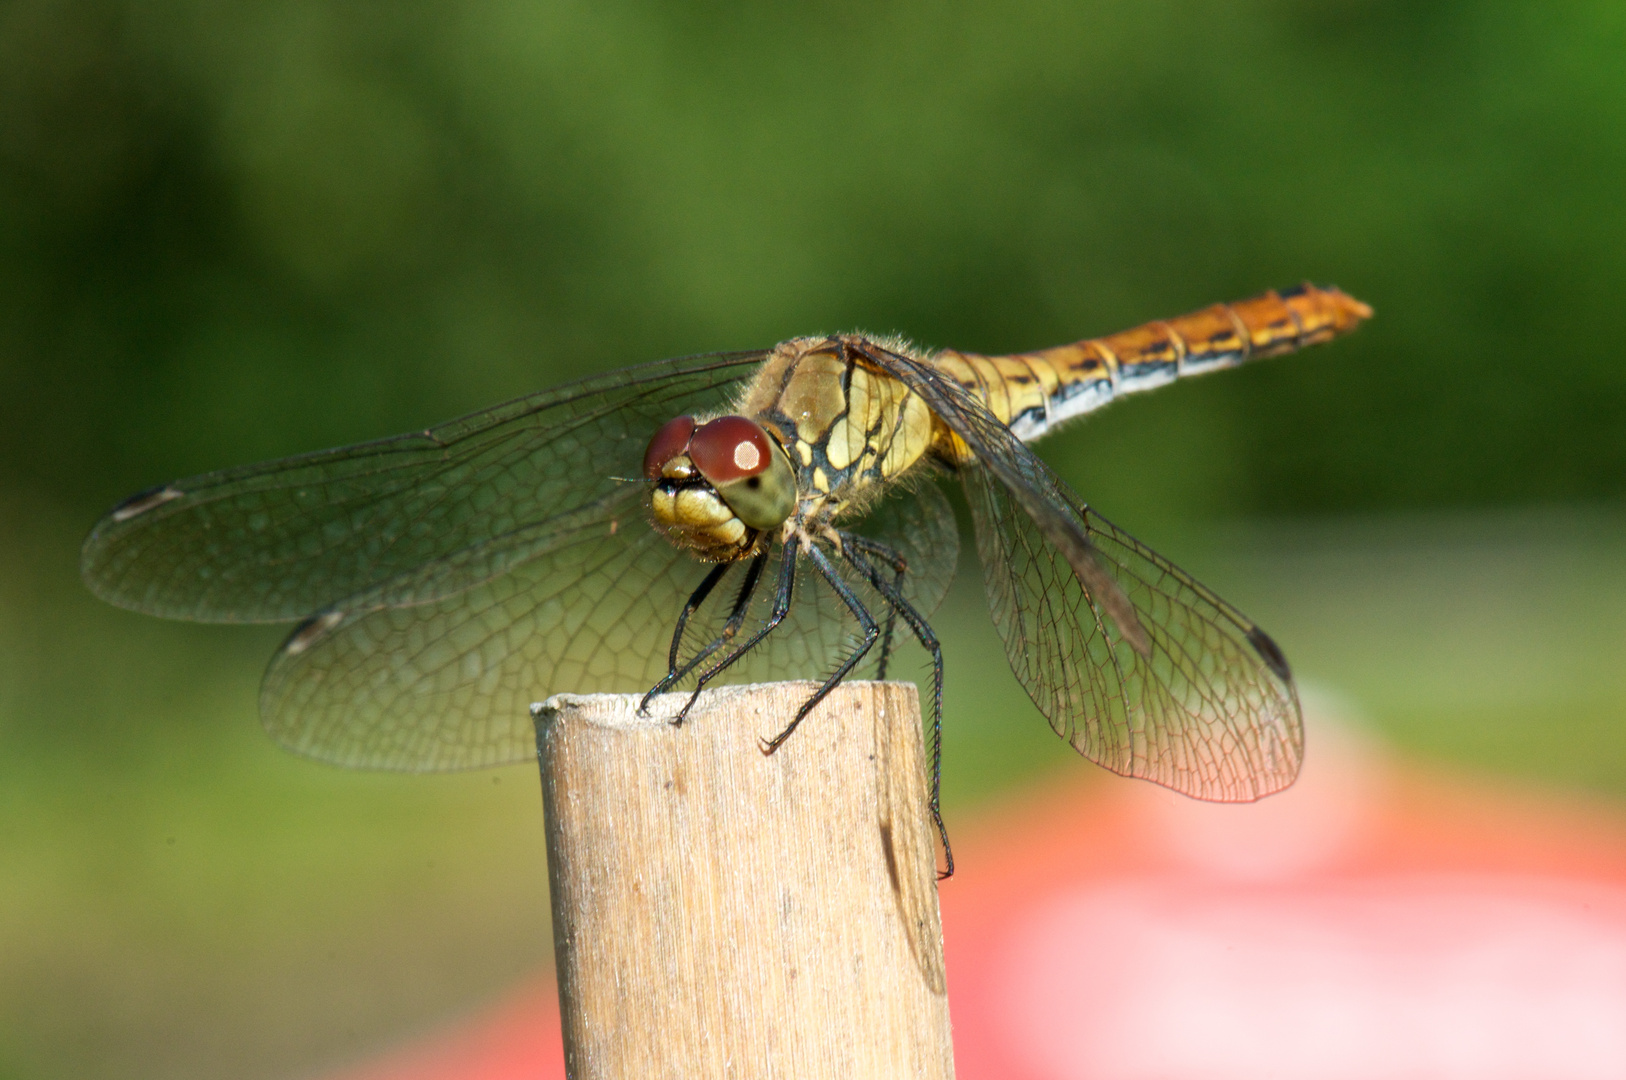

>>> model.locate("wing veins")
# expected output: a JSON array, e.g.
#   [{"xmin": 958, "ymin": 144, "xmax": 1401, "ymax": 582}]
[{"xmin": 864, "ymin": 344, "xmax": 1300, "ymax": 801}]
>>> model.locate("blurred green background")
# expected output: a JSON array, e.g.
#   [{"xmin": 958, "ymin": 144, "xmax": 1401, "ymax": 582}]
[{"xmin": 3, "ymin": 1, "xmax": 1625, "ymax": 1077}]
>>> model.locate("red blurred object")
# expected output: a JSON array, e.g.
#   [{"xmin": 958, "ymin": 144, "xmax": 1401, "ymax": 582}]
[
  {"xmin": 317, "ymin": 981, "xmax": 562, "ymax": 1080},
  {"xmin": 321, "ymin": 700, "xmax": 1626, "ymax": 1080}
]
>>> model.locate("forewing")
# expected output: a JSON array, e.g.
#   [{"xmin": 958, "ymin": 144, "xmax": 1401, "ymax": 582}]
[
  {"xmin": 258, "ymin": 477, "xmax": 959, "ymax": 771},
  {"xmin": 81, "ymin": 351, "xmax": 768, "ymax": 623},
  {"xmin": 859, "ymin": 344, "xmax": 1300, "ymax": 800},
  {"xmin": 262, "ymin": 484, "xmax": 703, "ymax": 769}
]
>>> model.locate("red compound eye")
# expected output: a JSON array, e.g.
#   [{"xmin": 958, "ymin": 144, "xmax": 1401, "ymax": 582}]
[
  {"xmin": 642, "ymin": 415, "xmax": 696, "ymax": 479},
  {"xmin": 688, "ymin": 416, "xmax": 774, "ymax": 483}
]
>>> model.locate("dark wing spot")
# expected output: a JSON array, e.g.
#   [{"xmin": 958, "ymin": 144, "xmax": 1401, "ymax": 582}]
[
  {"xmin": 1246, "ymin": 625, "xmax": 1293, "ymax": 683},
  {"xmin": 110, "ymin": 485, "xmax": 184, "ymax": 522},
  {"xmin": 284, "ymin": 610, "xmax": 345, "ymax": 656}
]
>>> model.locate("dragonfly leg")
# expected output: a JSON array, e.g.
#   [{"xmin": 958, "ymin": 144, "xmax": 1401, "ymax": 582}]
[
  {"xmin": 839, "ymin": 533, "xmax": 954, "ymax": 879},
  {"xmin": 869, "ymin": 550, "xmax": 905, "ymax": 680},
  {"xmin": 640, "ymin": 560, "xmax": 729, "ymax": 713},
  {"xmin": 841, "ymin": 536, "xmax": 908, "ymax": 678},
  {"xmin": 641, "ymin": 550, "xmax": 768, "ymax": 715},
  {"xmin": 762, "ymin": 541, "xmax": 880, "ymax": 753},
  {"xmin": 676, "ymin": 537, "xmax": 800, "ymax": 723}
]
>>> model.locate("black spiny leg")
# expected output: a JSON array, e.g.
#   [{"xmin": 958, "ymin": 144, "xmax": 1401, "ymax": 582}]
[
  {"xmin": 840, "ymin": 532, "xmax": 954, "ymax": 879},
  {"xmin": 870, "ymin": 546, "xmax": 905, "ymax": 680},
  {"xmin": 641, "ymin": 550, "xmax": 768, "ymax": 715},
  {"xmin": 675, "ymin": 536, "xmax": 801, "ymax": 724},
  {"xmin": 762, "ymin": 541, "xmax": 881, "ymax": 753},
  {"xmin": 640, "ymin": 560, "xmax": 728, "ymax": 712}
]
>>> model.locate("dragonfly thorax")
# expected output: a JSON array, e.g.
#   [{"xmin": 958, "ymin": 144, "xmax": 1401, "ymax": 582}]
[{"xmin": 645, "ymin": 414, "xmax": 797, "ymax": 562}]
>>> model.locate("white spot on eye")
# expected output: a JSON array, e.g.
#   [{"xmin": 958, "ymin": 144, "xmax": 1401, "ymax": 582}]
[{"xmin": 733, "ymin": 441, "xmax": 761, "ymax": 471}]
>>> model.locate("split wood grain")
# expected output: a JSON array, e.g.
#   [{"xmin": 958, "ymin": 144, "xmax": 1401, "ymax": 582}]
[{"xmin": 532, "ymin": 680, "xmax": 954, "ymax": 1080}]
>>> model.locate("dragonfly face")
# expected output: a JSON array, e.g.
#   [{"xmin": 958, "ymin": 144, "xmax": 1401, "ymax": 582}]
[
  {"xmin": 645, "ymin": 414, "xmax": 797, "ymax": 560},
  {"xmin": 81, "ymin": 283, "xmax": 1370, "ymax": 876}
]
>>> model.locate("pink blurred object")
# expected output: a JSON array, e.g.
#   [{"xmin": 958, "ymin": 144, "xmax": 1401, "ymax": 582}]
[
  {"xmin": 316, "ymin": 980, "xmax": 563, "ymax": 1080},
  {"xmin": 322, "ymin": 698, "xmax": 1626, "ymax": 1079},
  {"xmin": 946, "ymin": 699, "xmax": 1626, "ymax": 1079}
]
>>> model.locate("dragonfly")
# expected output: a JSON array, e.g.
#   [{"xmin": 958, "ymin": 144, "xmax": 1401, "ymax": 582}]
[{"xmin": 82, "ymin": 283, "xmax": 1370, "ymax": 874}]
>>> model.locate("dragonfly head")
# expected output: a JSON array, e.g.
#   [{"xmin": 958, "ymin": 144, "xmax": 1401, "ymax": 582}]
[{"xmin": 643, "ymin": 414, "xmax": 797, "ymax": 560}]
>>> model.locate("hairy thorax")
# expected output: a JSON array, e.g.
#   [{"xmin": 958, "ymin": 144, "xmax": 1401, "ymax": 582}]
[{"xmin": 740, "ymin": 336, "xmax": 938, "ymax": 520}]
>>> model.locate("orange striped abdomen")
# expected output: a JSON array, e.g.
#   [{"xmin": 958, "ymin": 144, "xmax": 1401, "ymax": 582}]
[{"xmin": 928, "ymin": 283, "xmax": 1371, "ymax": 443}]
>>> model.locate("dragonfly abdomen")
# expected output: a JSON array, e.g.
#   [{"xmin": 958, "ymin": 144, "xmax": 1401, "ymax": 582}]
[{"xmin": 929, "ymin": 284, "xmax": 1371, "ymax": 443}]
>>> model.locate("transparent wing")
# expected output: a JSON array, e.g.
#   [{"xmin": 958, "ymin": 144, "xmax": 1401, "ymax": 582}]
[
  {"xmin": 963, "ymin": 469, "xmax": 1299, "ymax": 799},
  {"xmin": 860, "ymin": 345, "xmax": 1301, "ymax": 800},
  {"xmin": 259, "ymin": 477, "xmax": 959, "ymax": 770},
  {"xmin": 262, "ymin": 485, "xmax": 702, "ymax": 769},
  {"xmin": 81, "ymin": 351, "xmax": 770, "ymax": 623}
]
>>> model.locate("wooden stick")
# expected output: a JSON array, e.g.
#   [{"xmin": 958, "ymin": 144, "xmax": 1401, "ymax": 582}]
[{"xmin": 533, "ymin": 680, "xmax": 954, "ymax": 1079}]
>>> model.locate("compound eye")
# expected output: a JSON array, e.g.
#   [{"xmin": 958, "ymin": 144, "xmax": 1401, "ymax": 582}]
[
  {"xmin": 643, "ymin": 415, "xmax": 697, "ymax": 479},
  {"xmin": 689, "ymin": 416, "xmax": 796, "ymax": 530},
  {"xmin": 687, "ymin": 416, "xmax": 774, "ymax": 484}
]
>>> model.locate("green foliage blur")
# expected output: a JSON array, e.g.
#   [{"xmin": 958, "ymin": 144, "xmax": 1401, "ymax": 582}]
[
  {"xmin": 6, "ymin": 1, "xmax": 1624, "ymax": 519},
  {"xmin": 3, "ymin": 1, "xmax": 1625, "ymax": 1078}
]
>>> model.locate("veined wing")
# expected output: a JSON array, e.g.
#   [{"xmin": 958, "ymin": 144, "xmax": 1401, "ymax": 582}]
[
  {"xmin": 81, "ymin": 351, "xmax": 770, "ymax": 623},
  {"xmin": 859, "ymin": 344, "xmax": 1300, "ymax": 800},
  {"xmin": 262, "ymin": 486, "xmax": 705, "ymax": 769},
  {"xmin": 963, "ymin": 476, "xmax": 1300, "ymax": 799},
  {"xmin": 259, "ymin": 474, "xmax": 958, "ymax": 770}
]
